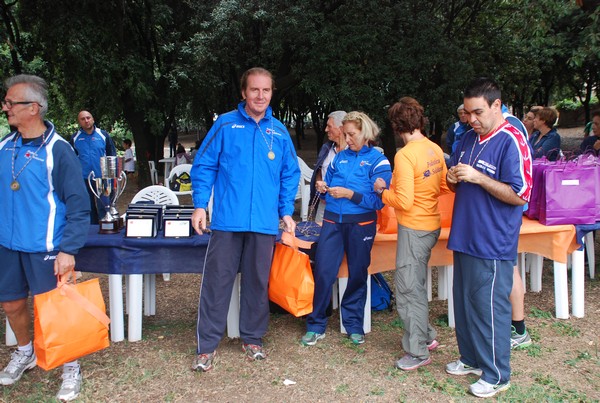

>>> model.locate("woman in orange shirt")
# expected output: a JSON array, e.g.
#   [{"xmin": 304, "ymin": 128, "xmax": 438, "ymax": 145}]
[{"xmin": 374, "ymin": 97, "xmax": 449, "ymax": 371}]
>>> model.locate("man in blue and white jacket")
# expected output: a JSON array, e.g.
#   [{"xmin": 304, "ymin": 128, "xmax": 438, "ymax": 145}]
[
  {"xmin": 71, "ymin": 110, "xmax": 116, "ymax": 224},
  {"xmin": 190, "ymin": 67, "xmax": 300, "ymax": 371},
  {"xmin": 0, "ymin": 75, "xmax": 90, "ymax": 401}
]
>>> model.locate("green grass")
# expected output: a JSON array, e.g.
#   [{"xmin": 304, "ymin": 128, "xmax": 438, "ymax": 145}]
[
  {"xmin": 529, "ymin": 306, "xmax": 553, "ymax": 319},
  {"xmin": 564, "ymin": 350, "xmax": 593, "ymax": 367},
  {"xmin": 551, "ymin": 321, "xmax": 580, "ymax": 337}
]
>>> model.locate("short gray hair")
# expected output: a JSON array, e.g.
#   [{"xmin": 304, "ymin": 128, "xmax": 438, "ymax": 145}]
[
  {"xmin": 328, "ymin": 110, "xmax": 347, "ymax": 128},
  {"xmin": 4, "ymin": 74, "xmax": 48, "ymax": 118},
  {"xmin": 457, "ymin": 104, "xmax": 465, "ymax": 112}
]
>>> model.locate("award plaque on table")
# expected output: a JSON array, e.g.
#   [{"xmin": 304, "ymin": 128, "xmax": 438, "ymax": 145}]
[
  {"xmin": 128, "ymin": 204, "xmax": 165, "ymax": 231},
  {"xmin": 163, "ymin": 213, "xmax": 193, "ymax": 238},
  {"xmin": 125, "ymin": 211, "xmax": 159, "ymax": 238}
]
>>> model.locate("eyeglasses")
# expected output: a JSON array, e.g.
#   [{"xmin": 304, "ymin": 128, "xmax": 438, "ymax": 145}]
[{"xmin": 1, "ymin": 99, "xmax": 40, "ymax": 109}]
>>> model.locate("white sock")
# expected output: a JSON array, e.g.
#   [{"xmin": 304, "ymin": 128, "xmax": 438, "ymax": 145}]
[{"xmin": 17, "ymin": 341, "xmax": 33, "ymax": 356}]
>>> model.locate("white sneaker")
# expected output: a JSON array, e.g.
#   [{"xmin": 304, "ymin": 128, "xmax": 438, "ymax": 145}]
[
  {"xmin": 445, "ymin": 359, "xmax": 483, "ymax": 376},
  {"xmin": 0, "ymin": 350, "xmax": 36, "ymax": 385},
  {"xmin": 56, "ymin": 366, "xmax": 82, "ymax": 401},
  {"xmin": 469, "ymin": 378, "xmax": 510, "ymax": 398}
]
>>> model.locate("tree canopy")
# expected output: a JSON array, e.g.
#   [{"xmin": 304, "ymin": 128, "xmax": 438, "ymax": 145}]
[{"xmin": 1, "ymin": 0, "xmax": 598, "ymax": 183}]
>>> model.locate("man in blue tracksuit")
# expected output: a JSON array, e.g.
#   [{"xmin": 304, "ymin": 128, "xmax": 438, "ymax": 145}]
[
  {"xmin": 71, "ymin": 110, "xmax": 116, "ymax": 224},
  {"xmin": 0, "ymin": 75, "xmax": 90, "ymax": 401},
  {"xmin": 190, "ymin": 67, "xmax": 300, "ymax": 372},
  {"xmin": 445, "ymin": 104, "xmax": 470, "ymax": 162}
]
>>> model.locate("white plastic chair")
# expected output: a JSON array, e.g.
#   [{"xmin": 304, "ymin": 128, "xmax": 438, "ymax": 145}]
[
  {"xmin": 131, "ymin": 185, "xmax": 179, "ymax": 205},
  {"xmin": 166, "ymin": 164, "xmax": 193, "ymax": 196},
  {"xmin": 296, "ymin": 157, "xmax": 313, "ymax": 221},
  {"xmin": 148, "ymin": 161, "xmax": 159, "ymax": 185}
]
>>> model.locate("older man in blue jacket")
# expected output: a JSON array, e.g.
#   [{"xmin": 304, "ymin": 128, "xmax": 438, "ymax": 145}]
[{"xmin": 190, "ymin": 67, "xmax": 300, "ymax": 372}]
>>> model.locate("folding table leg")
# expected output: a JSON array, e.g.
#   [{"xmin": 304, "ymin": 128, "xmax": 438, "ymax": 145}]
[
  {"xmin": 226, "ymin": 274, "xmax": 241, "ymax": 338},
  {"xmin": 584, "ymin": 232, "xmax": 595, "ymax": 279},
  {"xmin": 529, "ymin": 255, "xmax": 543, "ymax": 292},
  {"xmin": 446, "ymin": 265, "xmax": 455, "ymax": 328},
  {"xmin": 571, "ymin": 250, "xmax": 585, "ymax": 318},
  {"xmin": 338, "ymin": 275, "xmax": 371, "ymax": 334},
  {"xmin": 108, "ymin": 274, "xmax": 124, "ymax": 342},
  {"xmin": 332, "ymin": 282, "xmax": 339, "ymax": 310},
  {"xmin": 127, "ymin": 274, "xmax": 143, "ymax": 342},
  {"xmin": 437, "ymin": 266, "xmax": 447, "ymax": 301},
  {"xmin": 427, "ymin": 267, "xmax": 432, "ymax": 302},
  {"xmin": 553, "ymin": 262, "xmax": 569, "ymax": 319},
  {"xmin": 143, "ymin": 274, "xmax": 156, "ymax": 316},
  {"xmin": 5, "ymin": 318, "xmax": 16, "ymax": 346}
]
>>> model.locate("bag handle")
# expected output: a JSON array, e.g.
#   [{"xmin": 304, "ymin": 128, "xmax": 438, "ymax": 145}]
[
  {"xmin": 280, "ymin": 231, "xmax": 312, "ymax": 250},
  {"xmin": 57, "ymin": 271, "xmax": 111, "ymax": 328}
]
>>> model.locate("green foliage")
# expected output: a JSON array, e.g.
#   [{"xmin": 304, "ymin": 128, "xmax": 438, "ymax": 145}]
[
  {"xmin": 555, "ymin": 96, "xmax": 599, "ymax": 110},
  {"xmin": 2, "ymin": 0, "xmax": 597, "ymax": 165}
]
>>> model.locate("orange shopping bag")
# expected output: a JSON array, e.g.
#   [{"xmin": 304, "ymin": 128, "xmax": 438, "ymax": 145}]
[
  {"xmin": 34, "ymin": 271, "xmax": 110, "ymax": 370},
  {"xmin": 268, "ymin": 234, "xmax": 314, "ymax": 317}
]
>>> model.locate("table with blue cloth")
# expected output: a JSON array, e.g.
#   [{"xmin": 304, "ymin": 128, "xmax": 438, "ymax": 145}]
[{"xmin": 77, "ymin": 226, "xmax": 211, "ymax": 342}]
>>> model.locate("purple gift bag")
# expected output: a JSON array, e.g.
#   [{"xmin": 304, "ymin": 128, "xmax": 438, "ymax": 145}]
[
  {"xmin": 525, "ymin": 158, "xmax": 557, "ymax": 220},
  {"xmin": 539, "ymin": 164, "xmax": 596, "ymax": 226},
  {"xmin": 578, "ymin": 154, "xmax": 600, "ymax": 221}
]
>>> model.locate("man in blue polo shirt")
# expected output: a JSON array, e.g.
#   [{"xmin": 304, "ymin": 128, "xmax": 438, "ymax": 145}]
[
  {"xmin": 71, "ymin": 110, "xmax": 116, "ymax": 224},
  {"xmin": 445, "ymin": 78, "xmax": 532, "ymax": 398}
]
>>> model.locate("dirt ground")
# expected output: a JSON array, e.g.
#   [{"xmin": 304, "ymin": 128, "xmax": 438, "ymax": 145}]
[{"xmin": 1, "ymin": 126, "xmax": 599, "ymax": 402}]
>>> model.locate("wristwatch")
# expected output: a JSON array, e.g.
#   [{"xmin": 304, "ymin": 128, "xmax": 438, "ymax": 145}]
[{"xmin": 376, "ymin": 188, "xmax": 384, "ymax": 195}]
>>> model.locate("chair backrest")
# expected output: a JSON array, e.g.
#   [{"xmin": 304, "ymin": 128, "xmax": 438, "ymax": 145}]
[
  {"xmin": 131, "ymin": 185, "xmax": 179, "ymax": 205},
  {"xmin": 297, "ymin": 157, "xmax": 313, "ymax": 183},
  {"xmin": 148, "ymin": 161, "xmax": 156, "ymax": 170},
  {"xmin": 167, "ymin": 164, "xmax": 192, "ymax": 182}
]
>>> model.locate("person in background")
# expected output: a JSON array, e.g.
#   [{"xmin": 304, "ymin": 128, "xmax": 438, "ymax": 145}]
[
  {"xmin": 190, "ymin": 140, "xmax": 201, "ymax": 161},
  {"xmin": 190, "ymin": 67, "xmax": 300, "ymax": 371},
  {"xmin": 579, "ymin": 110, "xmax": 600, "ymax": 155},
  {"xmin": 168, "ymin": 123, "xmax": 178, "ymax": 158},
  {"xmin": 174, "ymin": 143, "xmax": 191, "ymax": 166},
  {"xmin": 123, "ymin": 139, "xmax": 135, "ymax": 177},
  {"xmin": 301, "ymin": 111, "xmax": 391, "ymax": 347},
  {"xmin": 309, "ymin": 110, "xmax": 347, "ymax": 223},
  {"xmin": 521, "ymin": 106, "xmax": 542, "ymax": 138},
  {"xmin": 501, "ymin": 105, "xmax": 533, "ymax": 351},
  {"xmin": 528, "ymin": 107, "xmax": 561, "ymax": 160},
  {"xmin": 0, "ymin": 74, "xmax": 90, "ymax": 401},
  {"xmin": 374, "ymin": 97, "xmax": 449, "ymax": 371},
  {"xmin": 445, "ymin": 104, "xmax": 470, "ymax": 160},
  {"xmin": 71, "ymin": 109, "xmax": 116, "ymax": 224},
  {"xmin": 445, "ymin": 77, "xmax": 532, "ymax": 398}
]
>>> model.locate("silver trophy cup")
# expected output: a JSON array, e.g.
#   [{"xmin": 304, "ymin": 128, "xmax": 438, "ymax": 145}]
[{"xmin": 88, "ymin": 156, "xmax": 127, "ymax": 234}]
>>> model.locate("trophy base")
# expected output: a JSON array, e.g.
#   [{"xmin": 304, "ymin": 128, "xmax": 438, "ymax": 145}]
[{"xmin": 98, "ymin": 220, "xmax": 121, "ymax": 234}]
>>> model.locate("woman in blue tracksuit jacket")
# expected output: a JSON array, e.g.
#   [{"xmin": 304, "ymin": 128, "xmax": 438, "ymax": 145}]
[{"xmin": 302, "ymin": 111, "xmax": 392, "ymax": 346}]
